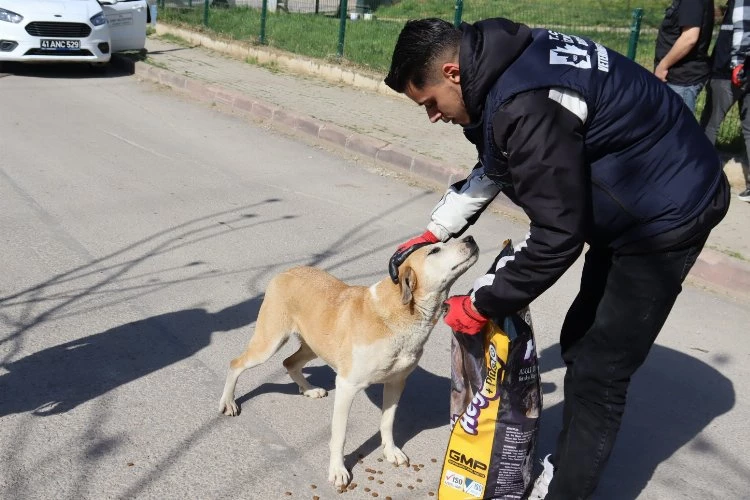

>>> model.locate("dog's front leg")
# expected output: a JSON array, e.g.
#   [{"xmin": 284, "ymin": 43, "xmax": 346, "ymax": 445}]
[
  {"xmin": 380, "ymin": 377, "xmax": 409, "ymax": 466},
  {"xmin": 328, "ymin": 376, "xmax": 360, "ymax": 488}
]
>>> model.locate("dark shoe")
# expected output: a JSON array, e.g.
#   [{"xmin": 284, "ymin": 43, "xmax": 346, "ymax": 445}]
[{"xmin": 739, "ymin": 189, "xmax": 750, "ymax": 202}]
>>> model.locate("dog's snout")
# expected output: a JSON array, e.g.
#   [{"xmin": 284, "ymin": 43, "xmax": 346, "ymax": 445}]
[{"xmin": 462, "ymin": 235, "xmax": 476, "ymax": 245}]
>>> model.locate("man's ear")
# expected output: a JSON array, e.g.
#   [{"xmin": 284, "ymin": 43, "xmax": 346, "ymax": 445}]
[
  {"xmin": 399, "ymin": 266, "xmax": 417, "ymax": 305},
  {"xmin": 441, "ymin": 62, "xmax": 461, "ymax": 84}
]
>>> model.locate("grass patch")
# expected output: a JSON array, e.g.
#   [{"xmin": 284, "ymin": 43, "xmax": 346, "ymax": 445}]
[
  {"xmin": 246, "ymin": 56, "xmax": 282, "ymax": 73},
  {"xmin": 377, "ymin": 0, "xmax": 667, "ymax": 29},
  {"xmin": 158, "ymin": 32, "xmax": 194, "ymax": 47}
]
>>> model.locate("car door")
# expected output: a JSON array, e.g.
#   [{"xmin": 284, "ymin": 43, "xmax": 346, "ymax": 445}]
[{"xmin": 101, "ymin": 0, "xmax": 147, "ymax": 52}]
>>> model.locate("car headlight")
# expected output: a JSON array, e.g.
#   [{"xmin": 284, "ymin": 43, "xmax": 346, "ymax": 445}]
[
  {"xmin": 0, "ymin": 7, "xmax": 23, "ymax": 23},
  {"xmin": 90, "ymin": 12, "xmax": 107, "ymax": 26}
]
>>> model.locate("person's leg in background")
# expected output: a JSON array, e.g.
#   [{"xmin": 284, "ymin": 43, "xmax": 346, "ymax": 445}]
[
  {"xmin": 546, "ymin": 237, "xmax": 708, "ymax": 500},
  {"xmin": 737, "ymin": 90, "xmax": 750, "ymax": 201},
  {"xmin": 700, "ymin": 78, "xmax": 736, "ymax": 144}
]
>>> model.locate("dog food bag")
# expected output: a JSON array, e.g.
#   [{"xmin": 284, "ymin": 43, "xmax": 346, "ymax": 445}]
[{"xmin": 439, "ymin": 241, "xmax": 542, "ymax": 500}]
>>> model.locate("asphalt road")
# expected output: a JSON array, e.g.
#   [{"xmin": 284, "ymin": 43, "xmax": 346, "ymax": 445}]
[{"xmin": 1, "ymin": 65, "xmax": 748, "ymax": 500}]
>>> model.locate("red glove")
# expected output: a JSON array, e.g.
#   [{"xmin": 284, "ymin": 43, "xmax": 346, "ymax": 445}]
[
  {"xmin": 443, "ymin": 295, "xmax": 488, "ymax": 336},
  {"xmin": 389, "ymin": 230, "xmax": 439, "ymax": 282},
  {"xmin": 732, "ymin": 64, "xmax": 746, "ymax": 89}
]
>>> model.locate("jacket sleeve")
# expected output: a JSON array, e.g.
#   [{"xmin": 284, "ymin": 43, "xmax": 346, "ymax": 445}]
[
  {"xmin": 472, "ymin": 89, "xmax": 588, "ymax": 318},
  {"xmin": 427, "ymin": 163, "xmax": 502, "ymax": 241}
]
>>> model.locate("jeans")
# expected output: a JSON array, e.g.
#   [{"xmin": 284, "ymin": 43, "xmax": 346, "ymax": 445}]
[
  {"xmin": 667, "ymin": 81, "xmax": 705, "ymax": 114},
  {"xmin": 700, "ymin": 77, "xmax": 750, "ymax": 190},
  {"xmin": 547, "ymin": 237, "xmax": 707, "ymax": 500}
]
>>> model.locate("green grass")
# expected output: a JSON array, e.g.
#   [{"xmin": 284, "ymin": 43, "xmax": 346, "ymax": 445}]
[
  {"xmin": 159, "ymin": 0, "xmax": 665, "ymax": 70},
  {"xmin": 158, "ymin": 0, "xmax": 742, "ymax": 149},
  {"xmin": 159, "ymin": 5, "xmax": 648, "ymax": 71},
  {"xmin": 377, "ymin": 0, "xmax": 667, "ymax": 28}
]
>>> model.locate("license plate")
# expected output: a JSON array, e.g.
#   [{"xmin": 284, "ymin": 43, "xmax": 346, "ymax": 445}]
[{"xmin": 40, "ymin": 39, "xmax": 80, "ymax": 50}]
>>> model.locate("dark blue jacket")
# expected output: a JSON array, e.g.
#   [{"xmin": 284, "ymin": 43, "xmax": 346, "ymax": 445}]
[{"xmin": 457, "ymin": 19, "xmax": 728, "ymax": 317}]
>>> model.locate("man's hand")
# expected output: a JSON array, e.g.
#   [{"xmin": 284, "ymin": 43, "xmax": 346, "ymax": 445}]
[
  {"xmin": 654, "ymin": 63, "xmax": 668, "ymax": 82},
  {"xmin": 443, "ymin": 295, "xmax": 488, "ymax": 336},
  {"xmin": 389, "ymin": 230, "xmax": 439, "ymax": 283},
  {"xmin": 732, "ymin": 64, "xmax": 747, "ymax": 90}
]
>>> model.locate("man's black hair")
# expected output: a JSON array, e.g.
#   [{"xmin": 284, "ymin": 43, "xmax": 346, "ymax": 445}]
[{"xmin": 385, "ymin": 18, "xmax": 462, "ymax": 93}]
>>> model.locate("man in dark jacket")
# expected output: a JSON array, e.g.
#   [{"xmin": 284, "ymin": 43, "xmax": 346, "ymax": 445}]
[{"xmin": 385, "ymin": 18, "xmax": 729, "ymax": 499}]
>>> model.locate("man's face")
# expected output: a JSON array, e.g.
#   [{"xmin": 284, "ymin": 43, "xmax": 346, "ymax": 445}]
[{"xmin": 404, "ymin": 62, "xmax": 470, "ymax": 126}]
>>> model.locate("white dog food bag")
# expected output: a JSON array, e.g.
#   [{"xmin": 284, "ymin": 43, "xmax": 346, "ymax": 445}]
[{"xmin": 440, "ymin": 240, "xmax": 542, "ymax": 500}]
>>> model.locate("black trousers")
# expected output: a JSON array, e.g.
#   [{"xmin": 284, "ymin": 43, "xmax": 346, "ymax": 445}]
[{"xmin": 547, "ymin": 237, "xmax": 707, "ymax": 500}]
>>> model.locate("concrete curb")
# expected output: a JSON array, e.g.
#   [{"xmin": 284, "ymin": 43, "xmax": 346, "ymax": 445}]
[{"xmin": 111, "ymin": 51, "xmax": 750, "ymax": 303}]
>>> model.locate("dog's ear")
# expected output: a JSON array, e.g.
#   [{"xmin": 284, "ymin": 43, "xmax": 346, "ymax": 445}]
[{"xmin": 400, "ymin": 266, "xmax": 417, "ymax": 305}]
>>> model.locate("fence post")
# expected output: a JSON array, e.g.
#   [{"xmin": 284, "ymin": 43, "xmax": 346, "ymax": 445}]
[
  {"xmin": 454, "ymin": 0, "xmax": 463, "ymax": 28},
  {"xmin": 627, "ymin": 7, "xmax": 644, "ymax": 60},
  {"xmin": 260, "ymin": 0, "xmax": 268, "ymax": 44},
  {"xmin": 203, "ymin": 0, "xmax": 209, "ymax": 26},
  {"xmin": 337, "ymin": 0, "xmax": 349, "ymax": 58}
]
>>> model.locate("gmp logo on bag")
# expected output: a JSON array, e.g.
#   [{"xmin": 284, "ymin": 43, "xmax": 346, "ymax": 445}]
[
  {"xmin": 463, "ymin": 478, "xmax": 485, "ymax": 498},
  {"xmin": 448, "ymin": 449, "xmax": 488, "ymax": 477},
  {"xmin": 444, "ymin": 470, "xmax": 465, "ymax": 491}
]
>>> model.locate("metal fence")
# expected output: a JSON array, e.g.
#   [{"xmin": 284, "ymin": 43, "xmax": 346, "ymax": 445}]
[
  {"xmin": 158, "ymin": 0, "xmax": 656, "ymax": 67},
  {"xmin": 156, "ymin": 0, "xmax": 742, "ymax": 148}
]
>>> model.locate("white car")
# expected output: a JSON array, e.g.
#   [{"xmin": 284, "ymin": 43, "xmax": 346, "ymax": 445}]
[{"xmin": 0, "ymin": 0, "xmax": 150, "ymax": 65}]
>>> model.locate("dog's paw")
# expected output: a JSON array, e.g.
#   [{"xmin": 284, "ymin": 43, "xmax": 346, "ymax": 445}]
[
  {"xmin": 301, "ymin": 387, "xmax": 328, "ymax": 398},
  {"xmin": 219, "ymin": 398, "xmax": 239, "ymax": 416},
  {"xmin": 328, "ymin": 462, "xmax": 351, "ymax": 488},
  {"xmin": 383, "ymin": 444, "xmax": 409, "ymax": 466}
]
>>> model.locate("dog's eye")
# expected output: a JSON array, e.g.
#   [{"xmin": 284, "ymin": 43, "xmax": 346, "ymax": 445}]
[{"xmin": 428, "ymin": 247, "xmax": 441, "ymax": 255}]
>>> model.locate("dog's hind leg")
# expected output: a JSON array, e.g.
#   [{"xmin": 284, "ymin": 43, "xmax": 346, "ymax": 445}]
[
  {"xmin": 381, "ymin": 377, "xmax": 409, "ymax": 466},
  {"xmin": 283, "ymin": 341, "xmax": 327, "ymax": 398},
  {"xmin": 218, "ymin": 316, "xmax": 291, "ymax": 416}
]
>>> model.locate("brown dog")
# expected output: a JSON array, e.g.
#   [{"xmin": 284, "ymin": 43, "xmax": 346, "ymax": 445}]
[{"xmin": 219, "ymin": 236, "xmax": 479, "ymax": 488}]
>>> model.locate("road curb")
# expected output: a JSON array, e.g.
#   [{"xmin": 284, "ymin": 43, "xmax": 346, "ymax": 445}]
[{"xmin": 111, "ymin": 53, "xmax": 750, "ymax": 302}]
